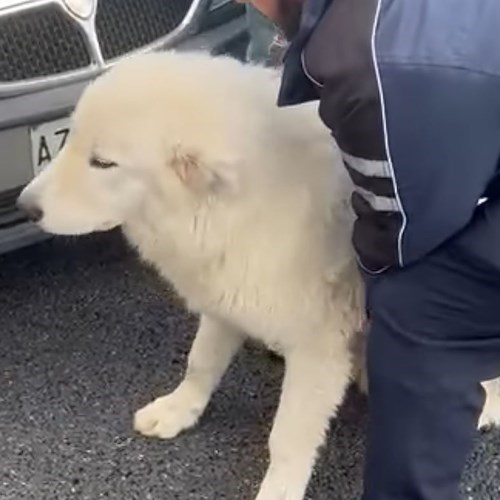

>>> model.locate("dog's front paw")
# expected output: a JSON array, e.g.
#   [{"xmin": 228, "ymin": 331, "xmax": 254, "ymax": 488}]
[{"xmin": 134, "ymin": 386, "xmax": 205, "ymax": 439}]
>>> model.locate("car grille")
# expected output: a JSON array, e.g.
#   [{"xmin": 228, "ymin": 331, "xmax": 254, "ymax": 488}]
[
  {"xmin": 0, "ymin": 0, "xmax": 194, "ymax": 84},
  {"xmin": 0, "ymin": 5, "xmax": 90, "ymax": 82},
  {"xmin": 0, "ymin": 187, "xmax": 25, "ymax": 229},
  {"xmin": 96, "ymin": 0, "xmax": 193, "ymax": 60}
]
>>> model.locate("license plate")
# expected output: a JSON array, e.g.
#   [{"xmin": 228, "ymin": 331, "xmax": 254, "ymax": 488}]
[{"xmin": 30, "ymin": 117, "xmax": 71, "ymax": 176}]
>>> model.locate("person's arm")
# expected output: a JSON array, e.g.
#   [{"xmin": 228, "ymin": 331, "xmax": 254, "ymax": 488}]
[{"xmin": 235, "ymin": 0, "xmax": 305, "ymax": 38}]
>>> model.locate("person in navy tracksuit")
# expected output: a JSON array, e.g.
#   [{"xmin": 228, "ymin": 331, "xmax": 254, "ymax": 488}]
[{"xmin": 241, "ymin": 0, "xmax": 500, "ymax": 498}]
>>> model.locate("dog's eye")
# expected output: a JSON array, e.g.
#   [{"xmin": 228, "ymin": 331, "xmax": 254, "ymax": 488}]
[{"xmin": 90, "ymin": 156, "xmax": 118, "ymax": 169}]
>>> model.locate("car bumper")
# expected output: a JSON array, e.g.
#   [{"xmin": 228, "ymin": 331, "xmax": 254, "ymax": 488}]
[{"xmin": 0, "ymin": 15, "xmax": 247, "ymax": 254}]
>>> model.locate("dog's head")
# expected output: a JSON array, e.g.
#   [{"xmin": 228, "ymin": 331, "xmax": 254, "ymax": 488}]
[{"xmin": 17, "ymin": 52, "xmax": 255, "ymax": 235}]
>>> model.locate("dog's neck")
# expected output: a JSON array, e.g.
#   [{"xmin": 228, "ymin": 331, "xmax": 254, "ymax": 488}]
[{"xmin": 122, "ymin": 195, "xmax": 229, "ymax": 310}]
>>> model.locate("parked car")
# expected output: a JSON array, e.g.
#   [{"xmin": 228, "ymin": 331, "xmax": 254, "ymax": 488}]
[{"xmin": 0, "ymin": 0, "xmax": 247, "ymax": 253}]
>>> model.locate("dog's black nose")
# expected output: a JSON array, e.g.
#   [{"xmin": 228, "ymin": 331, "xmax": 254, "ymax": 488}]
[
  {"xmin": 16, "ymin": 195, "xmax": 44, "ymax": 223},
  {"xmin": 25, "ymin": 205, "xmax": 44, "ymax": 223}
]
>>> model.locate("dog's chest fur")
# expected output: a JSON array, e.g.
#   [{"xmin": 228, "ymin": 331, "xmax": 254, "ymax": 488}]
[{"xmin": 123, "ymin": 186, "xmax": 364, "ymax": 353}]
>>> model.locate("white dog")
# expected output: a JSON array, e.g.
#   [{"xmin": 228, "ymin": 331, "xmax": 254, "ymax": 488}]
[{"xmin": 17, "ymin": 51, "xmax": 500, "ymax": 500}]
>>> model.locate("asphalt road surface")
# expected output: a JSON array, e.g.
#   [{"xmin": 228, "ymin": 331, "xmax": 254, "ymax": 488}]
[{"xmin": 1, "ymin": 232, "xmax": 499, "ymax": 500}]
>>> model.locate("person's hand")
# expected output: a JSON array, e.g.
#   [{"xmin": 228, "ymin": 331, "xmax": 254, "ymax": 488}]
[
  {"xmin": 235, "ymin": 0, "xmax": 304, "ymax": 38},
  {"xmin": 234, "ymin": 0, "xmax": 281, "ymax": 22}
]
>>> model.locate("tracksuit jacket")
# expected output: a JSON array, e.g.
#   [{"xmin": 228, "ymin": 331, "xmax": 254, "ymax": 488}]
[{"xmin": 278, "ymin": 0, "xmax": 500, "ymax": 273}]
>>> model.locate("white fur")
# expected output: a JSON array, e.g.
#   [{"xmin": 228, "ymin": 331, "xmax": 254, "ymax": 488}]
[
  {"xmin": 18, "ymin": 50, "xmax": 499, "ymax": 499},
  {"xmin": 479, "ymin": 378, "xmax": 500, "ymax": 430}
]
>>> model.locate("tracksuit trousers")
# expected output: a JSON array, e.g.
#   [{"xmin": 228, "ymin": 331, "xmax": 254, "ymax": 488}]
[{"xmin": 362, "ymin": 200, "xmax": 500, "ymax": 500}]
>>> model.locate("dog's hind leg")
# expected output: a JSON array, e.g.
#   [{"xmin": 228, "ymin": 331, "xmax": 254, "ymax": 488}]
[
  {"xmin": 478, "ymin": 377, "xmax": 500, "ymax": 430},
  {"xmin": 134, "ymin": 314, "xmax": 244, "ymax": 439},
  {"xmin": 255, "ymin": 336, "xmax": 351, "ymax": 500}
]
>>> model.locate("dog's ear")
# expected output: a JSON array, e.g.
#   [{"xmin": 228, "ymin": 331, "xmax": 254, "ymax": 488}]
[{"xmin": 170, "ymin": 145, "xmax": 236, "ymax": 195}]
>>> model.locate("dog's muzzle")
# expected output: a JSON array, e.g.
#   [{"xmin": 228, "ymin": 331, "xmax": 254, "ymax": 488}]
[{"xmin": 17, "ymin": 191, "xmax": 44, "ymax": 223}]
